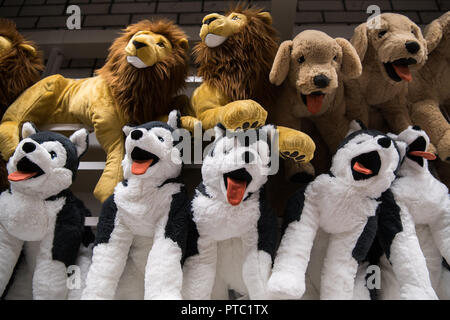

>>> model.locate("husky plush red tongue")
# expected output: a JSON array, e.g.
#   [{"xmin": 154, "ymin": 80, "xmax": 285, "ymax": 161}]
[
  {"xmin": 131, "ymin": 159, "xmax": 153, "ymax": 175},
  {"xmin": 226, "ymin": 177, "xmax": 247, "ymax": 206},
  {"xmin": 393, "ymin": 64, "xmax": 412, "ymax": 82},
  {"xmin": 353, "ymin": 162, "xmax": 372, "ymax": 175},
  {"xmin": 409, "ymin": 151, "xmax": 436, "ymax": 160},
  {"xmin": 8, "ymin": 171, "xmax": 38, "ymax": 181},
  {"xmin": 306, "ymin": 95, "xmax": 324, "ymax": 114}
]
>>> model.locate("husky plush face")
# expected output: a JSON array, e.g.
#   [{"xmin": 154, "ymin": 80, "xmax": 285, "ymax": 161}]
[
  {"xmin": 122, "ymin": 110, "xmax": 182, "ymax": 184},
  {"xmin": 331, "ymin": 122, "xmax": 401, "ymax": 194},
  {"xmin": 6, "ymin": 122, "xmax": 88, "ymax": 198},
  {"xmin": 202, "ymin": 124, "xmax": 274, "ymax": 206}
]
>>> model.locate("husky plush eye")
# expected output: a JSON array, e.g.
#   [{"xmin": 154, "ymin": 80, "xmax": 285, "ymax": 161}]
[
  {"xmin": 50, "ymin": 151, "xmax": 57, "ymax": 159},
  {"xmin": 158, "ymin": 136, "xmax": 164, "ymax": 142}
]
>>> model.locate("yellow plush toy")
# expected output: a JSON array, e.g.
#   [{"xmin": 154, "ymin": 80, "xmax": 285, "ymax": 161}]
[
  {"xmin": 0, "ymin": 19, "xmax": 197, "ymax": 202},
  {"xmin": 191, "ymin": 6, "xmax": 315, "ymax": 164}
]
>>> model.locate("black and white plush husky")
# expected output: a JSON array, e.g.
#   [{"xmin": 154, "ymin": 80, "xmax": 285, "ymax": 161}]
[
  {"xmin": 374, "ymin": 126, "xmax": 449, "ymax": 299},
  {"xmin": 82, "ymin": 110, "xmax": 189, "ymax": 300},
  {"xmin": 0, "ymin": 122, "xmax": 90, "ymax": 300},
  {"xmin": 182, "ymin": 124, "xmax": 278, "ymax": 300},
  {"xmin": 268, "ymin": 121, "xmax": 424, "ymax": 300}
]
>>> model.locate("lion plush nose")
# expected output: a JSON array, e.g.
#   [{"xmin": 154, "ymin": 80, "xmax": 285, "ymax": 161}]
[
  {"xmin": 313, "ymin": 74, "xmax": 330, "ymax": 88},
  {"xmin": 204, "ymin": 17, "xmax": 217, "ymax": 25},
  {"xmin": 132, "ymin": 40, "xmax": 147, "ymax": 50},
  {"xmin": 405, "ymin": 41, "xmax": 420, "ymax": 54}
]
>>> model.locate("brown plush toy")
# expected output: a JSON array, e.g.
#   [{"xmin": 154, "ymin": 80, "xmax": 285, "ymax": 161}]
[
  {"xmin": 0, "ymin": 19, "xmax": 44, "ymax": 192},
  {"xmin": 0, "ymin": 19, "xmax": 197, "ymax": 202},
  {"xmin": 408, "ymin": 12, "xmax": 450, "ymax": 179},
  {"xmin": 191, "ymin": 5, "xmax": 315, "ymax": 166},
  {"xmin": 268, "ymin": 30, "xmax": 362, "ymax": 179},
  {"xmin": 345, "ymin": 13, "xmax": 428, "ymax": 134}
]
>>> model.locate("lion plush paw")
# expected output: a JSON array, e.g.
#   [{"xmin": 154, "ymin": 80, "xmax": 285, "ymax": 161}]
[
  {"xmin": 0, "ymin": 121, "xmax": 21, "ymax": 161},
  {"xmin": 180, "ymin": 115, "xmax": 202, "ymax": 133},
  {"xmin": 437, "ymin": 130, "xmax": 450, "ymax": 163},
  {"xmin": 221, "ymin": 100, "xmax": 267, "ymax": 130},
  {"xmin": 277, "ymin": 126, "xmax": 315, "ymax": 163}
]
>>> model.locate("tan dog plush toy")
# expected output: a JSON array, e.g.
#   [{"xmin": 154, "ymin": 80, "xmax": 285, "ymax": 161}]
[
  {"xmin": 0, "ymin": 19, "xmax": 197, "ymax": 203},
  {"xmin": 346, "ymin": 13, "xmax": 428, "ymax": 134},
  {"xmin": 268, "ymin": 30, "xmax": 362, "ymax": 178},
  {"xmin": 191, "ymin": 5, "xmax": 315, "ymax": 166},
  {"xmin": 408, "ymin": 12, "xmax": 450, "ymax": 185},
  {"xmin": 0, "ymin": 19, "xmax": 44, "ymax": 194}
]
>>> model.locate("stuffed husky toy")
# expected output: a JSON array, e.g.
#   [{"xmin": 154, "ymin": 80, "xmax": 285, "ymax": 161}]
[
  {"xmin": 82, "ymin": 110, "xmax": 189, "ymax": 300},
  {"xmin": 267, "ymin": 121, "xmax": 434, "ymax": 300},
  {"xmin": 182, "ymin": 124, "xmax": 278, "ymax": 300},
  {"xmin": 0, "ymin": 122, "xmax": 90, "ymax": 300},
  {"xmin": 371, "ymin": 126, "xmax": 449, "ymax": 299}
]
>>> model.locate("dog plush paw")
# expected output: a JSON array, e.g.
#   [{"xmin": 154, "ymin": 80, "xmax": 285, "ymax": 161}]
[
  {"xmin": 268, "ymin": 271, "xmax": 305, "ymax": 300},
  {"xmin": 277, "ymin": 126, "xmax": 315, "ymax": 163},
  {"xmin": 437, "ymin": 130, "xmax": 450, "ymax": 163},
  {"xmin": 221, "ymin": 100, "xmax": 267, "ymax": 130}
]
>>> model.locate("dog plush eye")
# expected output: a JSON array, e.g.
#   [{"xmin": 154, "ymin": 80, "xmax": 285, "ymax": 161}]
[
  {"xmin": 49, "ymin": 151, "xmax": 57, "ymax": 159},
  {"xmin": 378, "ymin": 30, "xmax": 387, "ymax": 38},
  {"xmin": 297, "ymin": 56, "xmax": 305, "ymax": 64},
  {"xmin": 333, "ymin": 55, "xmax": 337, "ymax": 61}
]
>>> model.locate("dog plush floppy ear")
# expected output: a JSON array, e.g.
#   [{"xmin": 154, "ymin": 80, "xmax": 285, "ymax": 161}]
[
  {"xmin": 336, "ymin": 38, "xmax": 362, "ymax": 79},
  {"xmin": 350, "ymin": 23, "xmax": 368, "ymax": 62},
  {"xmin": 269, "ymin": 40, "xmax": 293, "ymax": 86},
  {"xmin": 424, "ymin": 15, "xmax": 445, "ymax": 53},
  {"xmin": 70, "ymin": 128, "xmax": 89, "ymax": 158},
  {"xmin": 21, "ymin": 122, "xmax": 38, "ymax": 139}
]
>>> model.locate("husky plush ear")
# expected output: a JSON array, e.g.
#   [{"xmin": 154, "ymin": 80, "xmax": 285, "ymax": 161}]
[
  {"xmin": 167, "ymin": 109, "xmax": 181, "ymax": 130},
  {"xmin": 21, "ymin": 122, "xmax": 37, "ymax": 139},
  {"xmin": 395, "ymin": 140, "xmax": 408, "ymax": 161},
  {"xmin": 70, "ymin": 128, "xmax": 89, "ymax": 158},
  {"xmin": 214, "ymin": 123, "xmax": 226, "ymax": 139},
  {"xmin": 122, "ymin": 125, "xmax": 134, "ymax": 137},
  {"xmin": 346, "ymin": 120, "xmax": 366, "ymax": 137}
]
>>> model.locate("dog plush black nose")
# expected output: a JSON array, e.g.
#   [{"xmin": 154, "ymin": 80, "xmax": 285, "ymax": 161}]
[
  {"xmin": 377, "ymin": 137, "xmax": 391, "ymax": 148},
  {"xmin": 313, "ymin": 74, "xmax": 330, "ymax": 88},
  {"xmin": 405, "ymin": 41, "xmax": 420, "ymax": 54},
  {"xmin": 243, "ymin": 151, "xmax": 254, "ymax": 164},
  {"xmin": 204, "ymin": 17, "xmax": 217, "ymax": 25},
  {"xmin": 133, "ymin": 40, "xmax": 147, "ymax": 50},
  {"xmin": 22, "ymin": 142, "xmax": 36, "ymax": 153},
  {"xmin": 131, "ymin": 130, "xmax": 143, "ymax": 140}
]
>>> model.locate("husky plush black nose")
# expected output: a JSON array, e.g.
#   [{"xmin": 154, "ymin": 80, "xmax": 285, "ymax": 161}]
[
  {"xmin": 204, "ymin": 17, "xmax": 217, "ymax": 25},
  {"xmin": 405, "ymin": 41, "xmax": 420, "ymax": 54},
  {"xmin": 378, "ymin": 137, "xmax": 391, "ymax": 148},
  {"xmin": 313, "ymin": 74, "xmax": 330, "ymax": 88},
  {"xmin": 131, "ymin": 130, "xmax": 143, "ymax": 140},
  {"xmin": 22, "ymin": 142, "xmax": 36, "ymax": 153}
]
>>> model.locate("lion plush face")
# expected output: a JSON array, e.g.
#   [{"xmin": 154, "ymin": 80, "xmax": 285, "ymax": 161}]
[
  {"xmin": 0, "ymin": 19, "xmax": 43, "ymax": 112},
  {"xmin": 97, "ymin": 19, "xmax": 189, "ymax": 124}
]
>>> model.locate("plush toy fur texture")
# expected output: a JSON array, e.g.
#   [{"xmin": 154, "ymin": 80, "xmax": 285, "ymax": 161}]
[
  {"xmin": 0, "ymin": 19, "xmax": 44, "ymax": 194},
  {"xmin": 345, "ymin": 13, "xmax": 428, "ymax": 134},
  {"xmin": 191, "ymin": 5, "xmax": 315, "ymax": 165},
  {"xmin": 182, "ymin": 124, "xmax": 278, "ymax": 300},
  {"xmin": 82, "ymin": 111, "xmax": 190, "ymax": 300},
  {"xmin": 0, "ymin": 123, "xmax": 91, "ymax": 300},
  {"xmin": 0, "ymin": 19, "xmax": 196, "ymax": 203},
  {"xmin": 268, "ymin": 29, "xmax": 362, "ymax": 181},
  {"xmin": 367, "ymin": 126, "xmax": 448, "ymax": 299},
  {"xmin": 268, "ymin": 123, "xmax": 404, "ymax": 300}
]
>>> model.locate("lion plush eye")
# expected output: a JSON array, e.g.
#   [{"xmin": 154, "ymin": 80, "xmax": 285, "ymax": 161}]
[
  {"xmin": 297, "ymin": 56, "xmax": 305, "ymax": 64},
  {"xmin": 378, "ymin": 30, "xmax": 387, "ymax": 38},
  {"xmin": 157, "ymin": 42, "xmax": 165, "ymax": 47},
  {"xmin": 231, "ymin": 16, "xmax": 240, "ymax": 21}
]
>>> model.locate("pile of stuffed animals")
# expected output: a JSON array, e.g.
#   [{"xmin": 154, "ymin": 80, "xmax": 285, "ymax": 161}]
[{"xmin": 0, "ymin": 4, "xmax": 448, "ymax": 300}]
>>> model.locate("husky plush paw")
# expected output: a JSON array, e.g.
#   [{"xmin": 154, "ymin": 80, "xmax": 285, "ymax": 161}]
[
  {"xmin": 277, "ymin": 126, "xmax": 315, "ymax": 163},
  {"xmin": 221, "ymin": 100, "xmax": 267, "ymax": 130},
  {"xmin": 268, "ymin": 271, "xmax": 305, "ymax": 300}
]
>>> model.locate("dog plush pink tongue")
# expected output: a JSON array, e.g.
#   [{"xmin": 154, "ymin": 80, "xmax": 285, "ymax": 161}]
[
  {"xmin": 306, "ymin": 95, "xmax": 324, "ymax": 114},
  {"xmin": 131, "ymin": 159, "xmax": 153, "ymax": 175},
  {"xmin": 393, "ymin": 65, "xmax": 412, "ymax": 82},
  {"xmin": 226, "ymin": 177, "xmax": 247, "ymax": 206},
  {"xmin": 8, "ymin": 171, "xmax": 38, "ymax": 181}
]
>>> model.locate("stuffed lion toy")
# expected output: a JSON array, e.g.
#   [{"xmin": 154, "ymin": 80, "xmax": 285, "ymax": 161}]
[
  {"xmin": 191, "ymin": 5, "xmax": 315, "ymax": 165},
  {"xmin": 408, "ymin": 12, "xmax": 450, "ymax": 186},
  {"xmin": 0, "ymin": 19, "xmax": 44, "ymax": 193},
  {"xmin": 345, "ymin": 13, "xmax": 428, "ymax": 134},
  {"xmin": 0, "ymin": 19, "xmax": 197, "ymax": 202}
]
